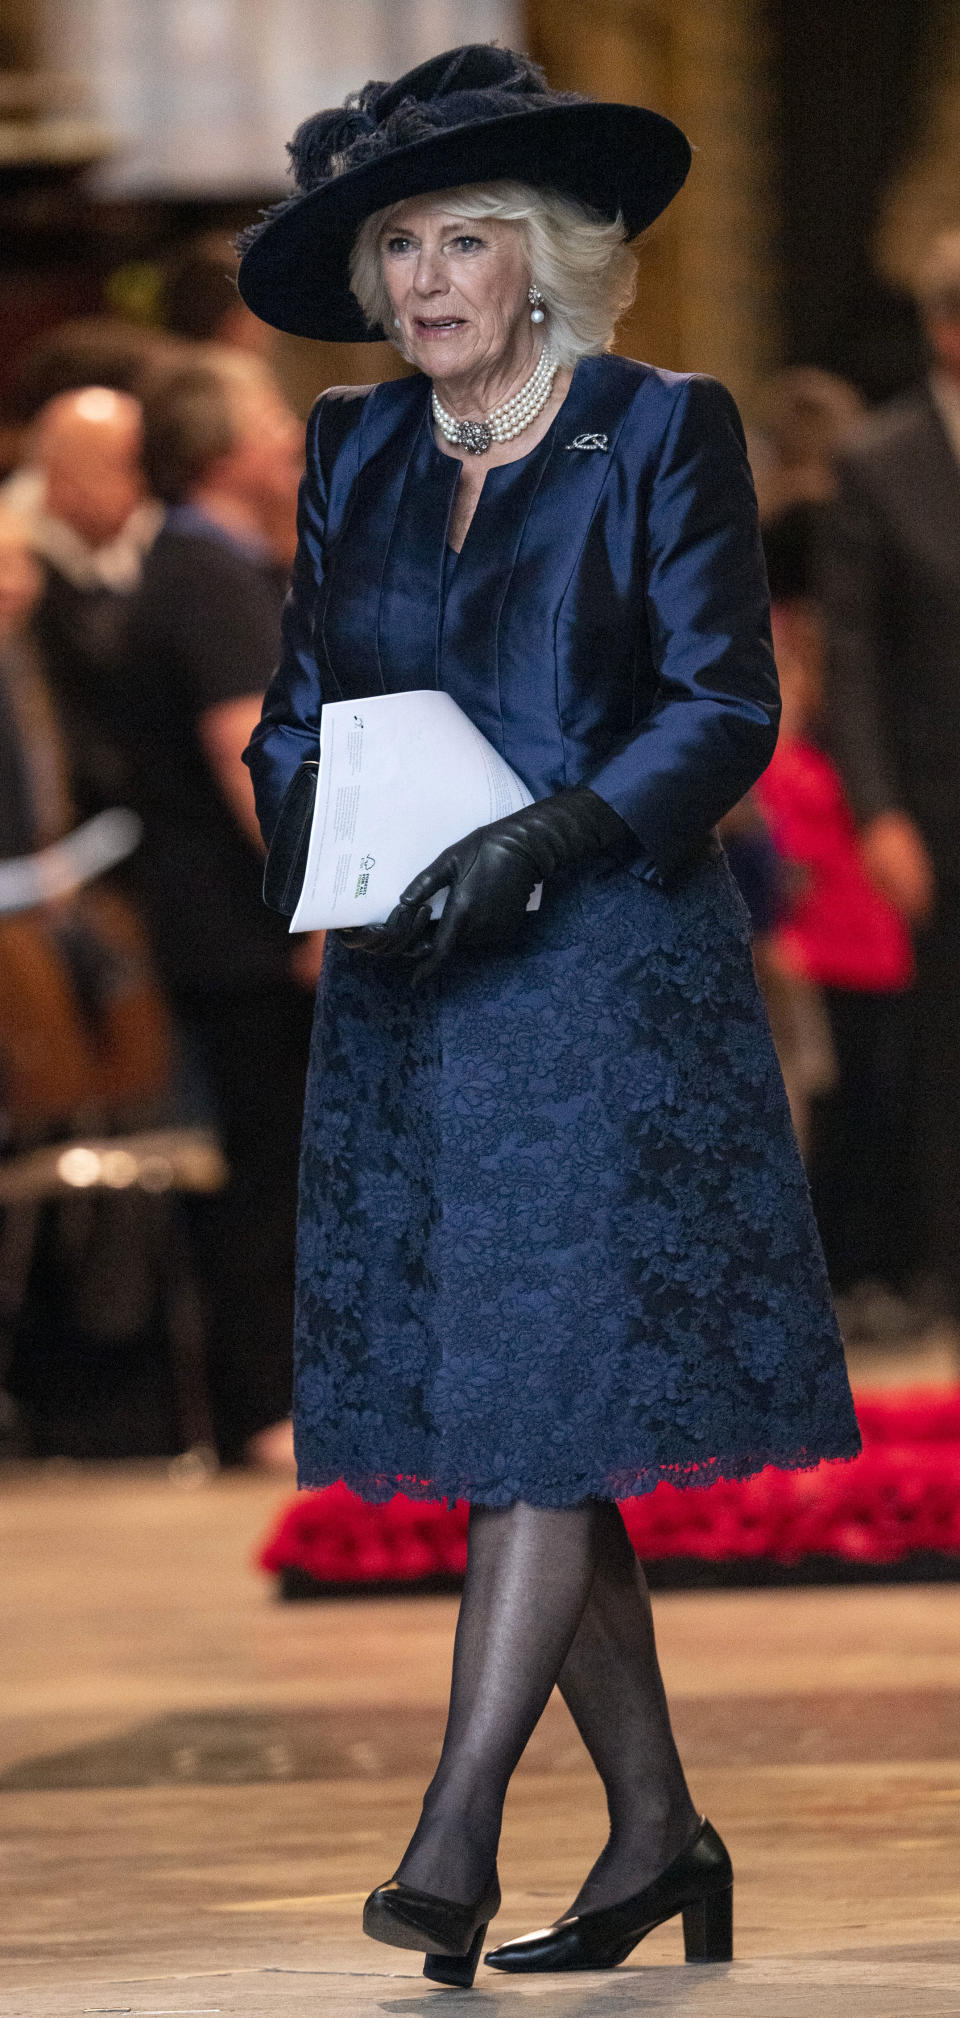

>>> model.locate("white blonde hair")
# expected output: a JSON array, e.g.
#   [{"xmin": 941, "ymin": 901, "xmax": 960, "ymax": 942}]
[{"xmin": 348, "ymin": 181, "xmax": 637, "ymax": 367}]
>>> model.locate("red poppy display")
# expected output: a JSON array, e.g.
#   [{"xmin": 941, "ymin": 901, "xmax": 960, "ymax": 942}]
[{"xmin": 259, "ymin": 1388, "xmax": 960, "ymax": 1589}]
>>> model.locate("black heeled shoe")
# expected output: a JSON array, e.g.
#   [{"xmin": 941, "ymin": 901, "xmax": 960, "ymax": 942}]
[
  {"xmin": 363, "ymin": 1873, "xmax": 500, "ymax": 1989},
  {"xmin": 484, "ymin": 1816, "xmax": 732, "ymax": 1973},
  {"xmin": 422, "ymin": 1920, "xmax": 490, "ymax": 1989}
]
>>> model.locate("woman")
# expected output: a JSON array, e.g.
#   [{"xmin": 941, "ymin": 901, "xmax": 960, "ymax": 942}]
[{"xmin": 239, "ymin": 44, "xmax": 860, "ymax": 1990}]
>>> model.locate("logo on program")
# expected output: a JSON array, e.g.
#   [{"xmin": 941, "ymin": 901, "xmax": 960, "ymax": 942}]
[{"xmin": 354, "ymin": 855, "xmax": 375, "ymax": 899}]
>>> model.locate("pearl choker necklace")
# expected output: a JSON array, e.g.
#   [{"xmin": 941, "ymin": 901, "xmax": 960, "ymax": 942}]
[{"xmin": 431, "ymin": 348, "xmax": 558, "ymax": 455}]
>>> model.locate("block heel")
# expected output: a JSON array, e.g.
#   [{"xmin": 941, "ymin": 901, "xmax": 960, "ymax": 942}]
[
  {"xmin": 485, "ymin": 1816, "xmax": 733, "ymax": 1974},
  {"xmin": 682, "ymin": 1881, "xmax": 733, "ymax": 1961},
  {"xmin": 423, "ymin": 1921, "xmax": 489, "ymax": 1987}
]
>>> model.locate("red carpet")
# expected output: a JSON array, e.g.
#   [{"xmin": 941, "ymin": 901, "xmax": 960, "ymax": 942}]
[{"xmin": 259, "ymin": 1389, "xmax": 960, "ymax": 1593}]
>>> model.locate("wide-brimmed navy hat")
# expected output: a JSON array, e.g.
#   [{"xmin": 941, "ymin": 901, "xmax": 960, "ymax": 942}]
[{"xmin": 237, "ymin": 44, "xmax": 691, "ymax": 342}]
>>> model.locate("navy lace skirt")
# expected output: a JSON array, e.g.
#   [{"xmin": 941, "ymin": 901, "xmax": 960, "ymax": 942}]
[{"xmin": 293, "ymin": 844, "xmax": 860, "ymax": 1504}]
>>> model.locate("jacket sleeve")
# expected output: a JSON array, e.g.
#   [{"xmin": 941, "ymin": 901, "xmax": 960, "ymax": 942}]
[
  {"xmin": 585, "ymin": 374, "xmax": 780, "ymax": 882},
  {"xmin": 817, "ymin": 456, "xmax": 903, "ymax": 827},
  {"xmin": 243, "ymin": 397, "xmax": 329, "ymax": 846}
]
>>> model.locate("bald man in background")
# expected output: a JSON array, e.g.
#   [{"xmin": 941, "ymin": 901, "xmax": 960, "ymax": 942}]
[
  {"xmin": 27, "ymin": 388, "xmax": 160, "ymax": 814},
  {"xmin": 33, "ymin": 387, "xmax": 148, "ymax": 563}
]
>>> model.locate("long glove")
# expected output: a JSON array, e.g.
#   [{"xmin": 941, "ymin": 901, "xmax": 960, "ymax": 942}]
[{"xmin": 387, "ymin": 785, "xmax": 635, "ymax": 979}]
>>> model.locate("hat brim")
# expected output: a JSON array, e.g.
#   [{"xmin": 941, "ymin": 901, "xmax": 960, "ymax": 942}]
[{"xmin": 237, "ymin": 102, "xmax": 691, "ymax": 341}]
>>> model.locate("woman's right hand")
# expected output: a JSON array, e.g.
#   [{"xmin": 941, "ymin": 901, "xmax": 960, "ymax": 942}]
[{"xmin": 339, "ymin": 902, "xmax": 435, "ymax": 957}]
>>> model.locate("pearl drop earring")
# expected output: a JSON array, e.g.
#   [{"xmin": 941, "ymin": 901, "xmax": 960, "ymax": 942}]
[
  {"xmin": 528, "ymin": 285, "xmax": 546, "ymax": 324},
  {"xmin": 393, "ymin": 315, "xmax": 401, "ymax": 327}
]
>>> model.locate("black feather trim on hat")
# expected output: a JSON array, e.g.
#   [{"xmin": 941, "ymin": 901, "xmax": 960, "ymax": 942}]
[
  {"xmin": 237, "ymin": 45, "xmax": 581, "ymax": 256},
  {"xmin": 288, "ymin": 81, "xmax": 389, "ymax": 192},
  {"xmin": 375, "ymin": 43, "xmax": 550, "ymax": 113}
]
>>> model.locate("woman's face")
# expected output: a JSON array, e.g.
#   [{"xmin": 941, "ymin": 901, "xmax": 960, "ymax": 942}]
[{"xmin": 379, "ymin": 200, "xmax": 532, "ymax": 384}]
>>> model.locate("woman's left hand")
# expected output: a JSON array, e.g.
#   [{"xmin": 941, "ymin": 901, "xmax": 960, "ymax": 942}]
[
  {"xmin": 396, "ymin": 823, "xmax": 539, "ymax": 979},
  {"xmin": 397, "ymin": 787, "xmax": 635, "ymax": 981}
]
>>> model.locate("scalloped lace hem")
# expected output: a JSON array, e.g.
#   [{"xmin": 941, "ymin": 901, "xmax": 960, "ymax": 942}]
[{"xmin": 294, "ymin": 1438, "xmax": 863, "ymax": 1507}]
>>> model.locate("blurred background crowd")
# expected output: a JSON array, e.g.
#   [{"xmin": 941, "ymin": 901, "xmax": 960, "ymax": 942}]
[{"xmin": 3, "ymin": 0, "xmax": 960, "ymax": 1473}]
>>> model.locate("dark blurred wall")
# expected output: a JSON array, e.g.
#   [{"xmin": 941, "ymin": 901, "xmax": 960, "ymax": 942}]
[
  {"xmin": 769, "ymin": 0, "xmax": 950, "ymax": 400},
  {"xmin": 0, "ymin": 0, "xmax": 36, "ymax": 66},
  {"xmin": 526, "ymin": 0, "xmax": 780, "ymax": 401}
]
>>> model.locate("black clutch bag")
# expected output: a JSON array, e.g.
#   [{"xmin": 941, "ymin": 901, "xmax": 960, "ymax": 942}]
[{"xmin": 262, "ymin": 760, "xmax": 319, "ymax": 916}]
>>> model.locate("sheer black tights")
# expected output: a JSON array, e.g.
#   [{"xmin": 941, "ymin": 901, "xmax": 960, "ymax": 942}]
[
  {"xmin": 556, "ymin": 1499, "xmax": 699, "ymax": 1912},
  {"xmin": 395, "ymin": 1499, "xmax": 697, "ymax": 1911}
]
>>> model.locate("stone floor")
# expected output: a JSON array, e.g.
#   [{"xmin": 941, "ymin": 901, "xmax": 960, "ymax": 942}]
[{"xmin": 1, "ymin": 1463, "xmax": 959, "ymax": 2017}]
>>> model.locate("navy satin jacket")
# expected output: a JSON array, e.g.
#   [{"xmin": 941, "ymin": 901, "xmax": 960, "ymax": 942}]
[{"xmin": 245, "ymin": 353, "xmax": 779, "ymax": 882}]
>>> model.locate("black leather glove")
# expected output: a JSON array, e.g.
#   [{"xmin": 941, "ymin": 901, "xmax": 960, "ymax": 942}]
[
  {"xmin": 340, "ymin": 902, "xmax": 435, "ymax": 958},
  {"xmin": 396, "ymin": 786, "xmax": 635, "ymax": 980}
]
